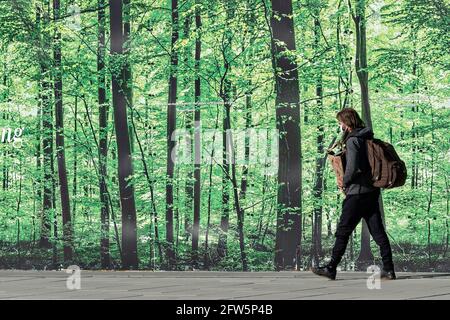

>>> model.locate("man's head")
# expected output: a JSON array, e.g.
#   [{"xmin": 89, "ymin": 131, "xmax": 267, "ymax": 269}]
[{"xmin": 336, "ymin": 108, "xmax": 365, "ymax": 132}]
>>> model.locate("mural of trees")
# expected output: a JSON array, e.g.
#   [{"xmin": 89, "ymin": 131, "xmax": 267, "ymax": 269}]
[{"xmin": 0, "ymin": 0, "xmax": 448, "ymax": 272}]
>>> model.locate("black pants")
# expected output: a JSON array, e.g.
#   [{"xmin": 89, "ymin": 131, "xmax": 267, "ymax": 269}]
[{"xmin": 330, "ymin": 189, "xmax": 394, "ymax": 271}]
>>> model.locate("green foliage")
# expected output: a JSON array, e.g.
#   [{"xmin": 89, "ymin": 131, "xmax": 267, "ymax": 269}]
[{"xmin": 0, "ymin": 0, "xmax": 448, "ymax": 271}]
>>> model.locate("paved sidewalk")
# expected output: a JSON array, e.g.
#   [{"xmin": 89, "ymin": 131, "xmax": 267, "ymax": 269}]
[{"xmin": 0, "ymin": 270, "xmax": 449, "ymax": 300}]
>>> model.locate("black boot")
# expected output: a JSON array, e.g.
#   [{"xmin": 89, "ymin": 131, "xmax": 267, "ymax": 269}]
[
  {"xmin": 381, "ymin": 268, "xmax": 396, "ymax": 280},
  {"xmin": 311, "ymin": 262, "xmax": 337, "ymax": 280}
]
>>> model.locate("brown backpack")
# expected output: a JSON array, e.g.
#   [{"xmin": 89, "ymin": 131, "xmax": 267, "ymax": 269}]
[
  {"xmin": 366, "ymin": 138, "xmax": 407, "ymax": 189},
  {"xmin": 327, "ymin": 137, "xmax": 407, "ymax": 190}
]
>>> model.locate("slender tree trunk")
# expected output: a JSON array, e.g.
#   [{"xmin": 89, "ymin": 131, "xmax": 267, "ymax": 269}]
[
  {"xmin": 351, "ymin": 0, "xmax": 372, "ymax": 127},
  {"xmin": 239, "ymin": 2, "xmax": 256, "ymax": 204},
  {"xmin": 443, "ymin": 175, "xmax": 449, "ymax": 258},
  {"xmin": 1, "ymin": 70, "xmax": 8, "ymax": 192},
  {"xmin": 217, "ymin": 88, "xmax": 231, "ymax": 260},
  {"xmin": 53, "ymin": 0, "xmax": 73, "ymax": 264},
  {"xmin": 312, "ymin": 14, "xmax": 324, "ymax": 267},
  {"xmin": 426, "ymin": 109, "xmax": 435, "ymax": 267},
  {"xmin": 261, "ymin": 200, "xmax": 275, "ymax": 246},
  {"xmin": 238, "ymin": 4, "xmax": 257, "ymax": 255},
  {"xmin": 123, "ymin": 0, "xmax": 134, "ymax": 153},
  {"xmin": 256, "ymin": 161, "xmax": 269, "ymax": 245},
  {"xmin": 204, "ymin": 108, "xmax": 220, "ymax": 270},
  {"xmin": 192, "ymin": 1, "xmax": 202, "ymax": 269},
  {"xmin": 109, "ymin": 0, "xmax": 138, "ymax": 269},
  {"xmin": 129, "ymin": 103, "xmax": 162, "ymax": 268},
  {"xmin": 83, "ymin": 171, "xmax": 89, "ymax": 219},
  {"xmin": 240, "ymin": 95, "xmax": 251, "ymax": 201},
  {"xmin": 227, "ymin": 112, "xmax": 248, "ymax": 270},
  {"xmin": 72, "ymin": 94, "xmax": 77, "ymax": 231},
  {"xmin": 410, "ymin": 35, "xmax": 419, "ymax": 189},
  {"xmin": 51, "ymin": 122, "xmax": 58, "ymax": 267},
  {"xmin": 219, "ymin": 4, "xmax": 250, "ymax": 269},
  {"xmin": 35, "ymin": 80, "xmax": 43, "ymax": 246},
  {"xmin": 175, "ymin": 166, "xmax": 180, "ymax": 252},
  {"xmin": 349, "ymin": 0, "xmax": 375, "ymax": 267},
  {"xmin": 182, "ymin": 14, "xmax": 194, "ymax": 244},
  {"xmin": 16, "ymin": 158, "xmax": 23, "ymax": 267},
  {"xmin": 130, "ymin": 109, "xmax": 161, "ymax": 268},
  {"xmin": 217, "ymin": 0, "xmax": 239, "ymax": 263},
  {"xmin": 165, "ymin": 0, "xmax": 179, "ymax": 269},
  {"xmin": 98, "ymin": 0, "xmax": 110, "ymax": 269},
  {"xmin": 39, "ymin": 3, "xmax": 52, "ymax": 249},
  {"xmin": 270, "ymin": 0, "xmax": 302, "ymax": 271},
  {"xmin": 218, "ymin": 43, "xmax": 249, "ymax": 270}
]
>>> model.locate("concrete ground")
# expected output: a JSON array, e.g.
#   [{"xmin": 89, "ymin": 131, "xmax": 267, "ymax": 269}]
[{"xmin": 0, "ymin": 270, "xmax": 449, "ymax": 300}]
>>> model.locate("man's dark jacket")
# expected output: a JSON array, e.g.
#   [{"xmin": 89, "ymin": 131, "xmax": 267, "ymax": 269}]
[{"xmin": 343, "ymin": 127, "xmax": 379, "ymax": 195}]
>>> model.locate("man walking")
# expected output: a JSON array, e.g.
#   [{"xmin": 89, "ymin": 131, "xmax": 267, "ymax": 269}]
[{"xmin": 312, "ymin": 108, "xmax": 396, "ymax": 280}]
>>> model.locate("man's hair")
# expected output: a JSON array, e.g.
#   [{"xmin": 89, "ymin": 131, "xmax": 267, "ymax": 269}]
[{"xmin": 336, "ymin": 108, "xmax": 365, "ymax": 129}]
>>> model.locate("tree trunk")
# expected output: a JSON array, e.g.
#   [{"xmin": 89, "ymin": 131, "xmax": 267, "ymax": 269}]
[
  {"xmin": 218, "ymin": 0, "xmax": 242, "ymax": 264},
  {"xmin": 175, "ymin": 166, "xmax": 180, "ymax": 252},
  {"xmin": 16, "ymin": 158, "xmax": 23, "ymax": 267},
  {"xmin": 256, "ymin": 148, "xmax": 270, "ymax": 245},
  {"xmin": 426, "ymin": 108, "xmax": 435, "ymax": 267},
  {"xmin": 72, "ymin": 94, "xmax": 77, "ymax": 233},
  {"xmin": 350, "ymin": 0, "xmax": 376, "ymax": 268},
  {"xmin": 443, "ymin": 174, "xmax": 449, "ymax": 258},
  {"xmin": 109, "ymin": 0, "xmax": 138, "ymax": 269},
  {"xmin": 123, "ymin": 0, "xmax": 134, "ymax": 153},
  {"xmin": 192, "ymin": 0, "xmax": 202, "ymax": 269},
  {"xmin": 130, "ymin": 105, "xmax": 162, "ymax": 268},
  {"xmin": 219, "ymin": 42, "xmax": 249, "ymax": 269},
  {"xmin": 312, "ymin": 14, "xmax": 324, "ymax": 267},
  {"xmin": 165, "ymin": 0, "xmax": 179, "ymax": 269},
  {"xmin": 98, "ymin": 0, "xmax": 110, "ymax": 269},
  {"xmin": 51, "ymin": 109, "xmax": 58, "ymax": 268},
  {"xmin": 38, "ymin": 3, "xmax": 52, "ymax": 250},
  {"xmin": 270, "ymin": 0, "xmax": 302, "ymax": 271},
  {"xmin": 204, "ymin": 108, "xmax": 220, "ymax": 270},
  {"xmin": 182, "ymin": 14, "xmax": 194, "ymax": 244},
  {"xmin": 53, "ymin": 0, "xmax": 73, "ymax": 264},
  {"xmin": 217, "ymin": 88, "xmax": 231, "ymax": 259},
  {"xmin": 239, "ymin": 1, "xmax": 256, "ymax": 204},
  {"xmin": 229, "ymin": 128, "xmax": 249, "ymax": 271},
  {"xmin": 35, "ymin": 76, "xmax": 43, "ymax": 247},
  {"xmin": 410, "ymin": 35, "xmax": 419, "ymax": 189}
]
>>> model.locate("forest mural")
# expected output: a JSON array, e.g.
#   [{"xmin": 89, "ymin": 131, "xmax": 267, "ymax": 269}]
[{"xmin": 0, "ymin": 0, "xmax": 448, "ymax": 272}]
